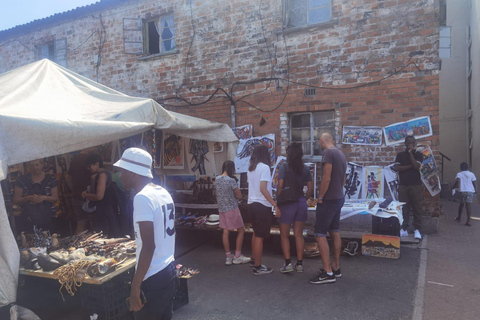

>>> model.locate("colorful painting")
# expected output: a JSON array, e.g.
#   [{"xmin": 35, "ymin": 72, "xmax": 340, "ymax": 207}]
[
  {"xmin": 362, "ymin": 234, "xmax": 400, "ymax": 259},
  {"xmin": 163, "ymin": 132, "xmax": 184, "ymax": 169},
  {"xmin": 271, "ymin": 156, "xmax": 287, "ymax": 191},
  {"xmin": 119, "ymin": 133, "xmax": 143, "ymax": 154},
  {"xmin": 419, "ymin": 146, "xmax": 441, "ymax": 196},
  {"xmin": 233, "ymin": 124, "xmax": 253, "ymax": 140},
  {"xmin": 363, "ymin": 166, "xmax": 384, "ymax": 199},
  {"xmin": 383, "ymin": 116, "xmax": 433, "ymax": 146},
  {"xmin": 344, "ymin": 162, "xmax": 363, "ymax": 199},
  {"xmin": 234, "ymin": 134, "xmax": 275, "ymax": 173},
  {"xmin": 342, "ymin": 126, "xmax": 382, "ymax": 146},
  {"xmin": 213, "ymin": 142, "xmax": 224, "ymax": 153}
]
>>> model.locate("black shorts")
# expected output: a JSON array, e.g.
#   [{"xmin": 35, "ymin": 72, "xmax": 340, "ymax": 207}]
[
  {"xmin": 314, "ymin": 198, "xmax": 345, "ymax": 237},
  {"xmin": 248, "ymin": 202, "xmax": 272, "ymax": 238}
]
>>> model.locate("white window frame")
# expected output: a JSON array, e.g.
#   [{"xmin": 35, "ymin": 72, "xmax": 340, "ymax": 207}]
[
  {"xmin": 144, "ymin": 14, "xmax": 176, "ymax": 56},
  {"xmin": 283, "ymin": 0, "xmax": 332, "ymax": 29},
  {"xmin": 439, "ymin": 26, "xmax": 451, "ymax": 59}
]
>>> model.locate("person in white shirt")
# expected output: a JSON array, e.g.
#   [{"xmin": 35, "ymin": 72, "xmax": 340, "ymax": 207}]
[
  {"xmin": 247, "ymin": 145, "xmax": 281, "ymax": 276},
  {"xmin": 114, "ymin": 148, "xmax": 176, "ymax": 319},
  {"xmin": 452, "ymin": 162, "xmax": 477, "ymax": 226}
]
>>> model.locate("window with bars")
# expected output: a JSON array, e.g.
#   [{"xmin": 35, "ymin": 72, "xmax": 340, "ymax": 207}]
[
  {"xmin": 290, "ymin": 111, "xmax": 336, "ymax": 158},
  {"xmin": 37, "ymin": 39, "xmax": 67, "ymax": 67},
  {"xmin": 439, "ymin": 26, "xmax": 451, "ymax": 59}
]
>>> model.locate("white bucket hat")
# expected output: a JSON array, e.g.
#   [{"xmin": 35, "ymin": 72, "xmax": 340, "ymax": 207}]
[{"xmin": 114, "ymin": 147, "xmax": 153, "ymax": 178}]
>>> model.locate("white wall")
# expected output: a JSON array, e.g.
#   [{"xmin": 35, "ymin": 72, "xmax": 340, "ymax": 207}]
[
  {"xmin": 439, "ymin": 0, "xmax": 470, "ymax": 184},
  {"xmin": 470, "ymin": 0, "xmax": 480, "ymax": 180}
]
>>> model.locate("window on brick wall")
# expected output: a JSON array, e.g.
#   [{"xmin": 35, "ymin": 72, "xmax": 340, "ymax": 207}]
[
  {"xmin": 283, "ymin": 0, "xmax": 332, "ymax": 29},
  {"xmin": 38, "ymin": 39, "xmax": 67, "ymax": 67},
  {"xmin": 290, "ymin": 111, "xmax": 335, "ymax": 158},
  {"xmin": 144, "ymin": 14, "xmax": 175, "ymax": 55},
  {"xmin": 439, "ymin": 26, "xmax": 451, "ymax": 59}
]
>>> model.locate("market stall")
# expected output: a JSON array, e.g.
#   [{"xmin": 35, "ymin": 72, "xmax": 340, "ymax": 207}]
[{"xmin": 0, "ymin": 59, "xmax": 237, "ymax": 319}]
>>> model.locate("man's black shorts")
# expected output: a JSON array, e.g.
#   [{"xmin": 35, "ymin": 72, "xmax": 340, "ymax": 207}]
[{"xmin": 314, "ymin": 198, "xmax": 345, "ymax": 237}]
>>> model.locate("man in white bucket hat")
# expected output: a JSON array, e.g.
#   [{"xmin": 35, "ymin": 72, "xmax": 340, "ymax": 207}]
[{"xmin": 114, "ymin": 148, "xmax": 176, "ymax": 319}]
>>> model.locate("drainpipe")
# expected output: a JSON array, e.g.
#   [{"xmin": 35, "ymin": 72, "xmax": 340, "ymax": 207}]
[{"xmin": 231, "ymin": 104, "xmax": 236, "ymax": 129}]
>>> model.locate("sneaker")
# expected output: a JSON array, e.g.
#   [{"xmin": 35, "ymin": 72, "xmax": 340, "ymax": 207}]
[
  {"xmin": 332, "ymin": 268, "xmax": 342, "ymax": 278},
  {"xmin": 455, "ymin": 217, "xmax": 460, "ymax": 223},
  {"xmin": 465, "ymin": 222, "xmax": 472, "ymax": 226},
  {"xmin": 225, "ymin": 256, "xmax": 233, "ymax": 266},
  {"xmin": 343, "ymin": 241, "xmax": 358, "ymax": 256},
  {"xmin": 414, "ymin": 229, "xmax": 422, "ymax": 239},
  {"xmin": 280, "ymin": 263, "xmax": 294, "ymax": 273},
  {"xmin": 400, "ymin": 229, "xmax": 409, "ymax": 237},
  {"xmin": 309, "ymin": 269, "xmax": 336, "ymax": 284},
  {"xmin": 252, "ymin": 265, "xmax": 273, "ymax": 276},
  {"xmin": 233, "ymin": 254, "xmax": 251, "ymax": 265},
  {"xmin": 294, "ymin": 263, "xmax": 303, "ymax": 273}
]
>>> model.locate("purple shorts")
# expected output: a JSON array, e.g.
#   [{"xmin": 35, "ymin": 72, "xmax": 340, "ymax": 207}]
[
  {"xmin": 219, "ymin": 207, "xmax": 245, "ymax": 230},
  {"xmin": 277, "ymin": 197, "xmax": 308, "ymax": 224}
]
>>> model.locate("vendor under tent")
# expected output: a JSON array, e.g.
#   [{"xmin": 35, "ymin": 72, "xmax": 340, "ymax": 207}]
[{"xmin": 0, "ymin": 59, "xmax": 237, "ymax": 319}]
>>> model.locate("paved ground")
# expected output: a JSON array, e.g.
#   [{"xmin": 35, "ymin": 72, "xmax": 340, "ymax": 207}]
[
  {"xmin": 25, "ymin": 203, "xmax": 480, "ymax": 320},
  {"xmin": 422, "ymin": 200, "xmax": 480, "ymax": 320}
]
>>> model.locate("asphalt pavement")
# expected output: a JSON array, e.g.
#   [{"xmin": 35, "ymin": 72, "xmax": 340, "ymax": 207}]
[
  {"xmin": 19, "ymin": 200, "xmax": 480, "ymax": 320},
  {"xmin": 422, "ymin": 200, "xmax": 480, "ymax": 320}
]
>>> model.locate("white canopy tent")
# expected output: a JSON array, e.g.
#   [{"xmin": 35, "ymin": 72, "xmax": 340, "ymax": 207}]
[{"xmin": 0, "ymin": 59, "xmax": 237, "ymax": 319}]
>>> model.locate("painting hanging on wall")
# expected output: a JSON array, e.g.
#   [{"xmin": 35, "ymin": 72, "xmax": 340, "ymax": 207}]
[
  {"xmin": 383, "ymin": 116, "xmax": 433, "ymax": 146},
  {"xmin": 419, "ymin": 146, "xmax": 441, "ymax": 196},
  {"xmin": 234, "ymin": 134, "xmax": 275, "ymax": 173},
  {"xmin": 213, "ymin": 142, "xmax": 224, "ymax": 153},
  {"xmin": 342, "ymin": 126, "xmax": 383, "ymax": 146},
  {"xmin": 233, "ymin": 124, "xmax": 253, "ymax": 140},
  {"xmin": 271, "ymin": 156, "xmax": 287, "ymax": 191},
  {"xmin": 304, "ymin": 162, "xmax": 317, "ymax": 198},
  {"xmin": 362, "ymin": 166, "xmax": 384, "ymax": 199},
  {"xmin": 163, "ymin": 132, "xmax": 184, "ymax": 169},
  {"xmin": 344, "ymin": 162, "xmax": 363, "ymax": 199}
]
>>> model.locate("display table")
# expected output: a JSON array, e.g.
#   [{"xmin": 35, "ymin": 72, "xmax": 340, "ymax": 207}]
[
  {"xmin": 20, "ymin": 258, "xmax": 136, "ymax": 285},
  {"xmin": 21, "ymin": 258, "xmax": 136, "ymax": 320},
  {"xmin": 175, "ymin": 203, "xmax": 218, "ymax": 215}
]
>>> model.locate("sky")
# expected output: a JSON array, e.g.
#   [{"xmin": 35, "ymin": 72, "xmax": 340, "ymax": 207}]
[{"xmin": 0, "ymin": 0, "xmax": 100, "ymax": 31}]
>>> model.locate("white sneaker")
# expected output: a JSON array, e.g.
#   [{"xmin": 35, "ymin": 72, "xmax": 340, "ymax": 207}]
[
  {"xmin": 414, "ymin": 229, "xmax": 422, "ymax": 239},
  {"xmin": 233, "ymin": 254, "xmax": 251, "ymax": 265},
  {"xmin": 400, "ymin": 229, "xmax": 408, "ymax": 237},
  {"xmin": 225, "ymin": 256, "xmax": 233, "ymax": 266}
]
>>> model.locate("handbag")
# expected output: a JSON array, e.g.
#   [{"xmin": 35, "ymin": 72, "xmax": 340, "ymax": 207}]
[{"xmin": 277, "ymin": 164, "xmax": 300, "ymax": 205}]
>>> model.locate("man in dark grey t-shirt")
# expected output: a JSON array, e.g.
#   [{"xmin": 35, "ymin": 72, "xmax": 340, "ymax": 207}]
[{"xmin": 309, "ymin": 133, "xmax": 347, "ymax": 285}]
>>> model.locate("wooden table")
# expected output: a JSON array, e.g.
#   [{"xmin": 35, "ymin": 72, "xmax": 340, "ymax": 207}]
[{"xmin": 20, "ymin": 258, "xmax": 136, "ymax": 285}]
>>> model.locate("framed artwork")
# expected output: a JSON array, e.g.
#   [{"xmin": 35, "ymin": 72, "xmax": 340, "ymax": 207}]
[
  {"xmin": 165, "ymin": 174, "xmax": 196, "ymax": 192},
  {"xmin": 234, "ymin": 134, "xmax": 275, "ymax": 173},
  {"xmin": 383, "ymin": 164, "xmax": 399, "ymax": 201},
  {"xmin": 213, "ymin": 142, "xmax": 224, "ymax": 153},
  {"xmin": 362, "ymin": 166, "xmax": 384, "ymax": 199},
  {"xmin": 419, "ymin": 146, "xmax": 441, "ymax": 196},
  {"xmin": 383, "ymin": 116, "xmax": 433, "ymax": 146},
  {"xmin": 344, "ymin": 162, "xmax": 363, "ymax": 199},
  {"xmin": 163, "ymin": 132, "xmax": 184, "ymax": 169},
  {"xmin": 233, "ymin": 124, "xmax": 253, "ymax": 140},
  {"xmin": 342, "ymin": 126, "xmax": 382, "ymax": 146},
  {"xmin": 304, "ymin": 162, "xmax": 317, "ymax": 198},
  {"xmin": 95, "ymin": 142, "xmax": 114, "ymax": 164}
]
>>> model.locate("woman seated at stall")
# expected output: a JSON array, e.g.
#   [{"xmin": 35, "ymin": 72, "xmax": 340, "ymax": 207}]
[
  {"xmin": 13, "ymin": 159, "xmax": 59, "ymax": 233},
  {"xmin": 82, "ymin": 153, "xmax": 120, "ymax": 238}
]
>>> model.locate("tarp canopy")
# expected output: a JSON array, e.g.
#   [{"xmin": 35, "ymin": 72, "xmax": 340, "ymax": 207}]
[
  {"xmin": 0, "ymin": 59, "xmax": 237, "ymax": 180},
  {"xmin": 0, "ymin": 59, "xmax": 237, "ymax": 318}
]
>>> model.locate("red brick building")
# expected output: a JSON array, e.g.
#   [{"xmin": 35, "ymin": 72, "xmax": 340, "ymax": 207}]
[{"xmin": 0, "ymin": 0, "xmax": 441, "ymax": 217}]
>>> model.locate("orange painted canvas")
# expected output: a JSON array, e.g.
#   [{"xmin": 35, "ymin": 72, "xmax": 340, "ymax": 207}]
[{"xmin": 362, "ymin": 234, "xmax": 400, "ymax": 259}]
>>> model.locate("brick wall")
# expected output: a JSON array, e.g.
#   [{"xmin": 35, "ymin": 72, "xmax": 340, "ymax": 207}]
[{"xmin": 0, "ymin": 0, "xmax": 440, "ymax": 215}]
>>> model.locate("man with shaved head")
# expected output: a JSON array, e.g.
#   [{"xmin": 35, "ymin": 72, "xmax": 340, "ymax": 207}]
[{"xmin": 309, "ymin": 132, "xmax": 347, "ymax": 285}]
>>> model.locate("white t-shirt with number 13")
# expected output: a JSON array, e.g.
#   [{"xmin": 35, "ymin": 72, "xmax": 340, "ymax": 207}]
[{"xmin": 133, "ymin": 184, "xmax": 175, "ymax": 281}]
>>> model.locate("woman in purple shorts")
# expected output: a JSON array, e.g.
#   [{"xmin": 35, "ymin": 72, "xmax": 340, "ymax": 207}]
[
  {"xmin": 277, "ymin": 143, "xmax": 313, "ymax": 273},
  {"xmin": 214, "ymin": 161, "xmax": 251, "ymax": 266}
]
